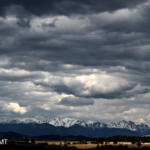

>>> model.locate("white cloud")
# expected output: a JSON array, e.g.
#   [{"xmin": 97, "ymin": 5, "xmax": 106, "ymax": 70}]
[
  {"xmin": 35, "ymin": 73, "xmax": 134, "ymax": 98},
  {"xmin": 2, "ymin": 102, "xmax": 30, "ymax": 114},
  {"xmin": 58, "ymin": 96, "xmax": 94, "ymax": 106},
  {"xmin": 135, "ymin": 118, "xmax": 145, "ymax": 124},
  {"xmin": 37, "ymin": 104, "xmax": 51, "ymax": 111},
  {"xmin": 123, "ymin": 108, "xmax": 137, "ymax": 114}
]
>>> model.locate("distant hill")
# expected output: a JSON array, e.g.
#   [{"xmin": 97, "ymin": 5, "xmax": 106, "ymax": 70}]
[
  {"xmin": 0, "ymin": 123, "xmax": 141, "ymax": 137},
  {"xmin": 0, "ymin": 131, "xmax": 91, "ymax": 141},
  {"xmin": 0, "ymin": 117, "xmax": 149, "ymax": 132},
  {"xmin": 0, "ymin": 117, "xmax": 149, "ymax": 137},
  {"xmin": 111, "ymin": 135, "xmax": 127, "ymax": 137},
  {"xmin": 33, "ymin": 135, "xmax": 91, "ymax": 141},
  {"xmin": 0, "ymin": 131, "xmax": 30, "ymax": 140}
]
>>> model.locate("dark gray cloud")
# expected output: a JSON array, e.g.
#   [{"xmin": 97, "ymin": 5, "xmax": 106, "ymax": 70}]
[
  {"xmin": 42, "ymin": 18, "xmax": 58, "ymax": 28},
  {"xmin": 0, "ymin": 0, "xmax": 147, "ymax": 17},
  {"xmin": 1, "ymin": 0, "xmax": 150, "ymax": 124},
  {"xmin": 35, "ymin": 82, "xmax": 137, "ymax": 99},
  {"xmin": 57, "ymin": 96, "xmax": 94, "ymax": 106},
  {"xmin": 3, "ymin": 5, "xmax": 32, "ymax": 28}
]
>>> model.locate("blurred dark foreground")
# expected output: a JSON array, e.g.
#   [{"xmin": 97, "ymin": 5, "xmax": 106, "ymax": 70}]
[
  {"xmin": 0, "ymin": 140, "xmax": 77, "ymax": 150},
  {"xmin": 1, "ymin": 141, "xmax": 150, "ymax": 150}
]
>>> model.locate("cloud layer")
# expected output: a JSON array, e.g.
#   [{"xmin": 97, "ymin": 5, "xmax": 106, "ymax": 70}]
[{"xmin": 0, "ymin": 0, "xmax": 150, "ymax": 124}]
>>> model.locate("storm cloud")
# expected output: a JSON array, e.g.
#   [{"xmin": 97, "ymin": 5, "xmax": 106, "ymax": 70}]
[
  {"xmin": 0, "ymin": 0, "xmax": 150, "ymax": 124},
  {"xmin": 57, "ymin": 96, "xmax": 94, "ymax": 106}
]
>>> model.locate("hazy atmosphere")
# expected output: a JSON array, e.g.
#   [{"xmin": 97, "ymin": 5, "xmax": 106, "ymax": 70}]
[{"xmin": 1, "ymin": 0, "xmax": 150, "ymax": 125}]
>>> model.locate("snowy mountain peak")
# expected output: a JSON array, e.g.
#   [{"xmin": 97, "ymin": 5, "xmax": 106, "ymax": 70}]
[
  {"xmin": 53, "ymin": 117, "xmax": 62, "ymax": 122},
  {"xmin": 0, "ymin": 117, "xmax": 149, "ymax": 132},
  {"xmin": 122, "ymin": 120, "xmax": 127, "ymax": 122},
  {"xmin": 86, "ymin": 120, "xmax": 95, "ymax": 124},
  {"xmin": 0, "ymin": 118, "xmax": 40, "ymax": 124}
]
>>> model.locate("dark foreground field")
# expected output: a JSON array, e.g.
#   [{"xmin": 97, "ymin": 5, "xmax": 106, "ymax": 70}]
[
  {"xmin": 1, "ymin": 141, "xmax": 150, "ymax": 150},
  {"xmin": 0, "ymin": 141, "xmax": 77, "ymax": 150}
]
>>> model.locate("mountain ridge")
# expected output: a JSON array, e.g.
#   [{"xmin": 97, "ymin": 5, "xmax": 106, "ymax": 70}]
[{"xmin": 0, "ymin": 117, "xmax": 149, "ymax": 132}]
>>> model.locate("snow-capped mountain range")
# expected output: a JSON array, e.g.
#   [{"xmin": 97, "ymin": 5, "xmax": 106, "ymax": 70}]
[{"xmin": 0, "ymin": 117, "xmax": 149, "ymax": 132}]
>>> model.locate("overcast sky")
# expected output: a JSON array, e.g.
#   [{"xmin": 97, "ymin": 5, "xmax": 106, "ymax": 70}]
[{"xmin": 1, "ymin": 0, "xmax": 150, "ymax": 124}]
